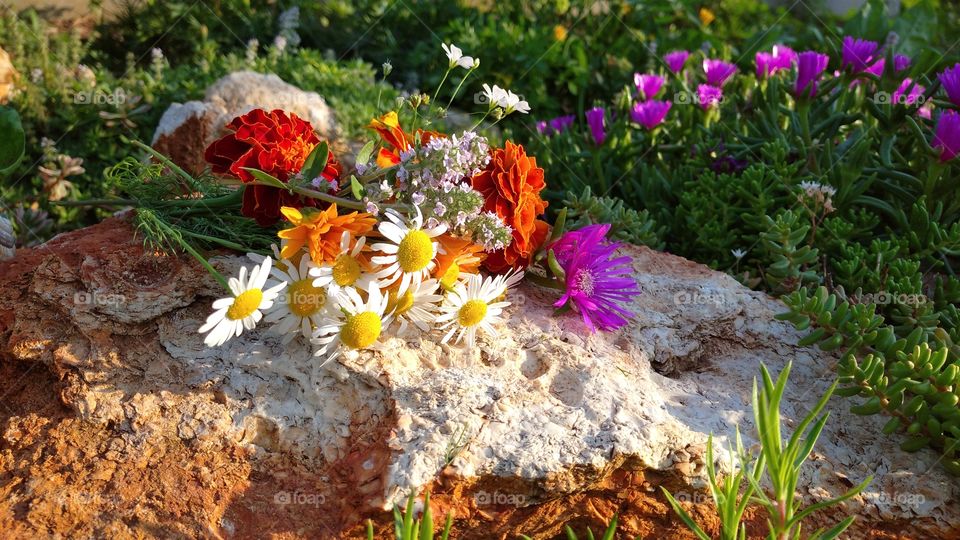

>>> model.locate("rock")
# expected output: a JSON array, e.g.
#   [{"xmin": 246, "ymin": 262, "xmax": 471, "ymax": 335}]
[
  {"xmin": 0, "ymin": 47, "xmax": 18, "ymax": 105},
  {"xmin": 1, "ymin": 216, "xmax": 958, "ymax": 539},
  {"xmin": 151, "ymin": 71, "xmax": 337, "ymax": 175}
]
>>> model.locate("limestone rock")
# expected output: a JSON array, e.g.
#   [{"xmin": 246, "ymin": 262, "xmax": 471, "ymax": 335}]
[
  {"xmin": 0, "ymin": 47, "xmax": 18, "ymax": 105},
  {"xmin": 1, "ymin": 216, "xmax": 957, "ymax": 539},
  {"xmin": 150, "ymin": 71, "xmax": 336, "ymax": 175}
]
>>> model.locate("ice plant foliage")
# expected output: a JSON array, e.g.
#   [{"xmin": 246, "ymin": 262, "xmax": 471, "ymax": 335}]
[{"xmin": 186, "ymin": 42, "xmax": 640, "ymax": 365}]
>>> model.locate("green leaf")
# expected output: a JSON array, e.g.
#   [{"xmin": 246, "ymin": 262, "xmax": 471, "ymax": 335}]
[
  {"xmin": 356, "ymin": 140, "xmax": 376, "ymax": 166},
  {"xmin": 0, "ymin": 106, "xmax": 26, "ymax": 176},
  {"xmin": 350, "ymin": 175, "xmax": 365, "ymax": 201},
  {"xmin": 301, "ymin": 141, "xmax": 329, "ymax": 182},
  {"xmin": 241, "ymin": 168, "xmax": 290, "ymax": 191}
]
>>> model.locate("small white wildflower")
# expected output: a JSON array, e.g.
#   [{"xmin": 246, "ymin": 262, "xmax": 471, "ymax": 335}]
[{"xmin": 442, "ymin": 43, "xmax": 476, "ymax": 70}]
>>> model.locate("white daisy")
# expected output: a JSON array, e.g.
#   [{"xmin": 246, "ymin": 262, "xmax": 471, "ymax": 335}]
[
  {"xmin": 199, "ymin": 258, "xmax": 286, "ymax": 347},
  {"xmin": 436, "ymin": 271, "xmax": 519, "ymax": 348},
  {"xmin": 387, "ymin": 278, "xmax": 444, "ymax": 334},
  {"xmin": 442, "ymin": 43, "xmax": 476, "ymax": 70},
  {"xmin": 371, "ymin": 208, "xmax": 447, "ymax": 296},
  {"xmin": 312, "ymin": 285, "xmax": 391, "ymax": 364},
  {"xmin": 263, "ymin": 255, "xmax": 332, "ymax": 343},
  {"xmin": 311, "ymin": 231, "xmax": 378, "ymax": 295}
]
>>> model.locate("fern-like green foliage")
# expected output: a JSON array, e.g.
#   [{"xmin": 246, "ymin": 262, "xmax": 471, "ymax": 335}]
[
  {"xmin": 562, "ymin": 187, "xmax": 665, "ymax": 249},
  {"xmin": 104, "ymin": 156, "xmax": 276, "ymax": 256},
  {"xmin": 778, "ymin": 287, "xmax": 960, "ymax": 475}
]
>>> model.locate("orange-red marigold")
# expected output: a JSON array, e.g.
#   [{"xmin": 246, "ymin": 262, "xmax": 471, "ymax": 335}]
[
  {"xmin": 471, "ymin": 141, "xmax": 549, "ymax": 272},
  {"xmin": 204, "ymin": 108, "xmax": 342, "ymax": 226}
]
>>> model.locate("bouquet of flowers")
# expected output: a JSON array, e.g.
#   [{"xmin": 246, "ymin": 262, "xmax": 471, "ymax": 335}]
[{"xmin": 93, "ymin": 44, "xmax": 641, "ymax": 363}]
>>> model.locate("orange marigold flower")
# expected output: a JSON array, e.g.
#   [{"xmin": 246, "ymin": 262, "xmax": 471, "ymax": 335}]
[
  {"xmin": 204, "ymin": 108, "xmax": 342, "ymax": 226},
  {"xmin": 368, "ymin": 111, "xmax": 445, "ymax": 168},
  {"xmin": 433, "ymin": 234, "xmax": 487, "ymax": 290},
  {"xmin": 277, "ymin": 204, "xmax": 377, "ymax": 265},
  {"xmin": 471, "ymin": 141, "xmax": 550, "ymax": 272}
]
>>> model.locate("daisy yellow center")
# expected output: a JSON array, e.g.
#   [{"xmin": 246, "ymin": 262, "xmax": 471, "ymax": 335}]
[
  {"xmin": 390, "ymin": 290, "xmax": 415, "ymax": 316},
  {"xmin": 288, "ymin": 279, "xmax": 326, "ymax": 317},
  {"xmin": 333, "ymin": 254, "xmax": 362, "ymax": 286},
  {"xmin": 458, "ymin": 299, "xmax": 488, "ymax": 327},
  {"xmin": 397, "ymin": 230, "xmax": 434, "ymax": 273},
  {"xmin": 440, "ymin": 263, "xmax": 460, "ymax": 290},
  {"xmin": 227, "ymin": 289, "xmax": 263, "ymax": 321},
  {"xmin": 340, "ymin": 311, "xmax": 382, "ymax": 349}
]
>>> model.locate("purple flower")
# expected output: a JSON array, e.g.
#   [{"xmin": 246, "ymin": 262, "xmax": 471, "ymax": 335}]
[
  {"xmin": 537, "ymin": 114, "xmax": 576, "ymax": 137},
  {"xmin": 938, "ymin": 63, "xmax": 960, "ymax": 107},
  {"xmin": 933, "ymin": 110, "xmax": 960, "ymax": 162},
  {"xmin": 894, "ymin": 54, "xmax": 911, "ymax": 72},
  {"xmin": 864, "ymin": 58, "xmax": 885, "ymax": 78},
  {"xmin": 550, "ymin": 114, "xmax": 575, "ymax": 134},
  {"xmin": 795, "ymin": 51, "xmax": 830, "ymax": 98},
  {"xmin": 919, "ymin": 102, "xmax": 934, "ymax": 120},
  {"xmin": 756, "ymin": 52, "xmax": 774, "ymax": 79},
  {"xmin": 634, "ymin": 73, "xmax": 665, "ymax": 100},
  {"xmin": 842, "ymin": 36, "xmax": 879, "ymax": 72},
  {"xmin": 892, "ymin": 78, "xmax": 925, "ymax": 106},
  {"xmin": 631, "ymin": 100, "xmax": 671, "ymax": 129},
  {"xmin": 550, "ymin": 224, "xmax": 640, "ymax": 332},
  {"xmin": 697, "ymin": 84, "xmax": 723, "ymax": 109},
  {"xmin": 585, "ymin": 107, "xmax": 606, "ymax": 145},
  {"xmin": 664, "ymin": 50, "xmax": 690, "ymax": 73},
  {"xmin": 703, "ymin": 59, "xmax": 738, "ymax": 87}
]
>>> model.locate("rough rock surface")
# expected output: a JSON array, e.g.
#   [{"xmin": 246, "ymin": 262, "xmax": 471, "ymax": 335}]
[
  {"xmin": 0, "ymin": 46, "xmax": 17, "ymax": 105},
  {"xmin": 1, "ymin": 216, "xmax": 958, "ymax": 539},
  {"xmin": 150, "ymin": 71, "xmax": 336, "ymax": 175}
]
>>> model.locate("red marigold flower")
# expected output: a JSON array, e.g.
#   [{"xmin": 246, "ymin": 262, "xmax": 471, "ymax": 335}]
[
  {"xmin": 471, "ymin": 141, "xmax": 549, "ymax": 272},
  {"xmin": 204, "ymin": 108, "xmax": 342, "ymax": 226}
]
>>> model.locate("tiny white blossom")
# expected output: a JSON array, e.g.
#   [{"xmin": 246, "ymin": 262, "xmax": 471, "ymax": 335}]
[
  {"xmin": 442, "ymin": 43, "xmax": 475, "ymax": 70},
  {"xmin": 731, "ymin": 248, "xmax": 747, "ymax": 259},
  {"xmin": 481, "ymin": 83, "xmax": 508, "ymax": 109}
]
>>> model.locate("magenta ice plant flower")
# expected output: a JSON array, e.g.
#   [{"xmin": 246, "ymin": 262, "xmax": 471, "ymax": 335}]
[
  {"xmin": 892, "ymin": 78, "xmax": 925, "ymax": 106},
  {"xmin": 631, "ymin": 100, "xmax": 671, "ymax": 130},
  {"xmin": 634, "ymin": 73, "xmax": 665, "ymax": 100},
  {"xmin": 585, "ymin": 107, "xmax": 606, "ymax": 145},
  {"xmin": 664, "ymin": 50, "xmax": 690, "ymax": 73},
  {"xmin": 894, "ymin": 54, "xmax": 911, "ymax": 72},
  {"xmin": 864, "ymin": 58, "xmax": 885, "ymax": 78},
  {"xmin": 537, "ymin": 114, "xmax": 575, "ymax": 137},
  {"xmin": 550, "ymin": 224, "xmax": 640, "ymax": 332},
  {"xmin": 703, "ymin": 59, "xmax": 738, "ymax": 87},
  {"xmin": 697, "ymin": 84, "xmax": 723, "ymax": 109},
  {"xmin": 841, "ymin": 36, "xmax": 879, "ymax": 72},
  {"xmin": 795, "ymin": 51, "xmax": 830, "ymax": 98},
  {"xmin": 757, "ymin": 44, "xmax": 798, "ymax": 78},
  {"xmin": 933, "ymin": 110, "xmax": 960, "ymax": 162},
  {"xmin": 938, "ymin": 63, "xmax": 960, "ymax": 107}
]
